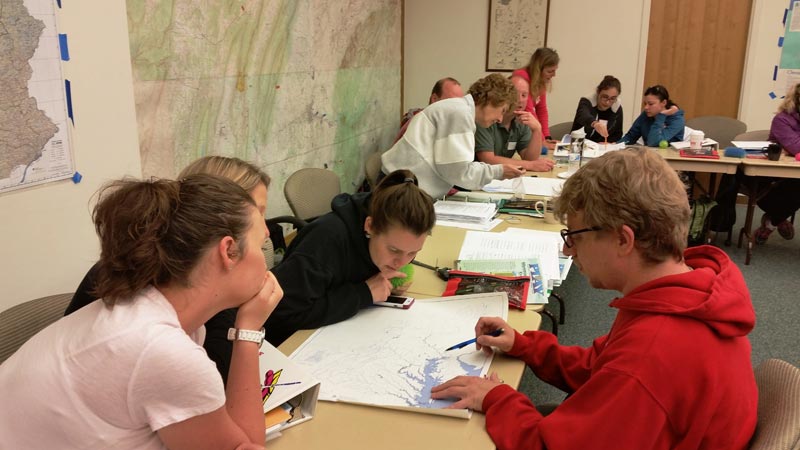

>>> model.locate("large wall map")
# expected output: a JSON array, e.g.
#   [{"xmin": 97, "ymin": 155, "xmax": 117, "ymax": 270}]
[
  {"xmin": 0, "ymin": 0, "xmax": 73, "ymax": 194},
  {"xmin": 128, "ymin": 0, "xmax": 402, "ymax": 215}
]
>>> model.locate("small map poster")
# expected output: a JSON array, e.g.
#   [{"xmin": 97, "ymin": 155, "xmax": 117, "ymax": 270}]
[{"xmin": 486, "ymin": 0, "xmax": 549, "ymax": 71}]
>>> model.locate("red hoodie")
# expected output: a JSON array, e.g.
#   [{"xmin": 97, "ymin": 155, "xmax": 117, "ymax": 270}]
[{"xmin": 482, "ymin": 245, "xmax": 757, "ymax": 449}]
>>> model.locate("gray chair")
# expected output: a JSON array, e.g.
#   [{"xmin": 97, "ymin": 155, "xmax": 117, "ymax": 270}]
[
  {"xmin": 686, "ymin": 116, "xmax": 747, "ymax": 148},
  {"xmin": 0, "ymin": 293, "xmax": 73, "ymax": 364},
  {"xmin": 735, "ymin": 130, "xmax": 771, "ymax": 142},
  {"xmin": 284, "ymin": 168, "xmax": 341, "ymax": 222},
  {"xmin": 749, "ymin": 358, "xmax": 800, "ymax": 450},
  {"xmin": 549, "ymin": 121, "xmax": 575, "ymax": 141},
  {"xmin": 365, "ymin": 152, "xmax": 383, "ymax": 189}
]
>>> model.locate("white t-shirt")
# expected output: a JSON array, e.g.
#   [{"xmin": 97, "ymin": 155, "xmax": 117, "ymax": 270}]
[{"xmin": 0, "ymin": 286, "xmax": 226, "ymax": 449}]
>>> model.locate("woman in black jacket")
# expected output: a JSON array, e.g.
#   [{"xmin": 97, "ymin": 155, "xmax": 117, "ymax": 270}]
[
  {"xmin": 265, "ymin": 169, "xmax": 435, "ymax": 345},
  {"xmin": 570, "ymin": 75, "xmax": 624, "ymax": 143}
]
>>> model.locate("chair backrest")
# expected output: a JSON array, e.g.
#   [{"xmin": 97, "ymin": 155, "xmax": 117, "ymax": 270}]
[
  {"xmin": 365, "ymin": 152, "xmax": 383, "ymax": 189},
  {"xmin": 735, "ymin": 130, "xmax": 771, "ymax": 142},
  {"xmin": 284, "ymin": 168, "xmax": 341, "ymax": 221},
  {"xmin": 749, "ymin": 358, "xmax": 800, "ymax": 450},
  {"xmin": 549, "ymin": 121, "xmax": 575, "ymax": 141},
  {"xmin": 685, "ymin": 116, "xmax": 748, "ymax": 148},
  {"xmin": 0, "ymin": 293, "xmax": 73, "ymax": 364}
]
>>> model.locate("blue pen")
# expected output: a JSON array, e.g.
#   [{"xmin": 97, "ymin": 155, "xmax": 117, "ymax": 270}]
[{"xmin": 445, "ymin": 328, "xmax": 504, "ymax": 351}]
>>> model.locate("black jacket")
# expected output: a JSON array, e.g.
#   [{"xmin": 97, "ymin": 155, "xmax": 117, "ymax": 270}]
[
  {"xmin": 264, "ymin": 192, "xmax": 378, "ymax": 345},
  {"xmin": 570, "ymin": 97, "xmax": 624, "ymax": 143}
]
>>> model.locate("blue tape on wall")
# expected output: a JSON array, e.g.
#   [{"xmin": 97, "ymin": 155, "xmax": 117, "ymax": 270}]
[
  {"xmin": 65, "ymin": 79, "xmax": 74, "ymax": 124},
  {"xmin": 58, "ymin": 34, "xmax": 69, "ymax": 61},
  {"xmin": 56, "ymin": 0, "xmax": 61, "ymax": 7},
  {"xmin": 773, "ymin": 65, "xmax": 779, "ymax": 81},
  {"xmin": 779, "ymin": 36, "xmax": 784, "ymax": 47},
  {"xmin": 769, "ymin": 92, "xmax": 777, "ymax": 99},
  {"xmin": 784, "ymin": 8, "xmax": 788, "ymax": 25}
]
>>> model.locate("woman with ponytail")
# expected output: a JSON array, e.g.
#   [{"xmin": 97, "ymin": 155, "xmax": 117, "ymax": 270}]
[
  {"xmin": 264, "ymin": 169, "xmax": 435, "ymax": 345},
  {"xmin": 0, "ymin": 174, "xmax": 282, "ymax": 450}
]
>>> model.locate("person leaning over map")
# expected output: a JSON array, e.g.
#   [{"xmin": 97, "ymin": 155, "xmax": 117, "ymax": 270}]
[
  {"xmin": 431, "ymin": 148, "xmax": 757, "ymax": 449},
  {"xmin": 261, "ymin": 169, "xmax": 435, "ymax": 346}
]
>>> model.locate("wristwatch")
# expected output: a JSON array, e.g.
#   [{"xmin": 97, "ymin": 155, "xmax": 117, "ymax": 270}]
[{"xmin": 227, "ymin": 327, "xmax": 266, "ymax": 344}]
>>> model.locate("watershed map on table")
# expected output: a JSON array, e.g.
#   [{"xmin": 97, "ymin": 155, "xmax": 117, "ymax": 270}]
[
  {"xmin": 289, "ymin": 294, "xmax": 508, "ymax": 418},
  {"xmin": 0, "ymin": 0, "xmax": 73, "ymax": 193}
]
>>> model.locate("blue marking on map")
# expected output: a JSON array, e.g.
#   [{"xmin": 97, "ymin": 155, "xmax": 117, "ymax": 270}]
[{"xmin": 412, "ymin": 356, "xmax": 483, "ymax": 409}]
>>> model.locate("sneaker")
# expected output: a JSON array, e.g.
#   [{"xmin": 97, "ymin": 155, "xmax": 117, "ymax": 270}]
[
  {"xmin": 776, "ymin": 219, "xmax": 795, "ymax": 240},
  {"xmin": 754, "ymin": 214, "xmax": 774, "ymax": 245}
]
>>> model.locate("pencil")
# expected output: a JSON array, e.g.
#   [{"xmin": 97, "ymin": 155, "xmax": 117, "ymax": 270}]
[{"xmin": 445, "ymin": 328, "xmax": 504, "ymax": 351}]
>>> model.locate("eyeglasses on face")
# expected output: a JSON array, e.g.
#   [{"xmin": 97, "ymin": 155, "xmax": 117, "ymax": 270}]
[
  {"xmin": 599, "ymin": 94, "xmax": 618, "ymax": 102},
  {"xmin": 560, "ymin": 226, "xmax": 602, "ymax": 248}
]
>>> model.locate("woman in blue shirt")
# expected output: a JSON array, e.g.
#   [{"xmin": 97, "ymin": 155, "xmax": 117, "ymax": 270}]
[{"xmin": 619, "ymin": 85, "xmax": 685, "ymax": 146}]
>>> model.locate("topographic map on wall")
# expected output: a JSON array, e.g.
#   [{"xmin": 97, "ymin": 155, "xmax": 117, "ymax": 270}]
[
  {"xmin": 0, "ymin": 0, "xmax": 73, "ymax": 194},
  {"xmin": 128, "ymin": 0, "xmax": 401, "ymax": 215},
  {"xmin": 486, "ymin": 0, "xmax": 549, "ymax": 71},
  {"xmin": 289, "ymin": 293, "xmax": 508, "ymax": 418}
]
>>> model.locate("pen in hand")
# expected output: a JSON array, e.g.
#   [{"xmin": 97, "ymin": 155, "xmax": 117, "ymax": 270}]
[{"xmin": 445, "ymin": 328, "xmax": 504, "ymax": 351}]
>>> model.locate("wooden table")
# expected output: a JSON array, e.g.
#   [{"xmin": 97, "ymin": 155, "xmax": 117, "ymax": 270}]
[
  {"xmin": 270, "ymin": 222, "xmax": 544, "ymax": 450},
  {"xmin": 737, "ymin": 154, "xmax": 800, "ymax": 264}
]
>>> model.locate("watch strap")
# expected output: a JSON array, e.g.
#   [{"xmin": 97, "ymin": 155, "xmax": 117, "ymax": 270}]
[{"xmin": 227, "ymin": 327, "xmax": 265, "ymax": 344}]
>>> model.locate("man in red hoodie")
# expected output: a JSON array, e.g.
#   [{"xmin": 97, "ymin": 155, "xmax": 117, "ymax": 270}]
[{"xmin": 431, "ymin": 148, "xmax": 757, "ymax": 449}]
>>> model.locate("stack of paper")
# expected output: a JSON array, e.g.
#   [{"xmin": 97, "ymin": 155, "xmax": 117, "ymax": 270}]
[
  {"xmin": 456, "ymin": 228, "xmax": 571, "ymax": 304},
  {"xmin": 481, "ymin": 178, "xmax": 565, "ymax": 197},
  {"xmin": 731, "ymin": 141, "xmax": 771, "ymax": 150},
  {"xmin": 434, "ymin": 200, "xmax": 500, "ymax": 231},
  {"xmin": 670, "ymin": 138, "xmax": 719, "ymax": 150},
  {"xmin": 582, "ymin": 140, "xmax": 627, "ymax": 158}
]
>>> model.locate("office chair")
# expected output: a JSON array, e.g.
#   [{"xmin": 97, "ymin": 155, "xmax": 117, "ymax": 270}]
[
  {"xmin": 284, "ymin": 168, "xmax": 341, "ymax": 222},
  {"xmin": 749, "ymin": 358, "xmax": 800, "ymax": 450},
  {"xmin": 686, "ymin": 116, "xmax": 747, "ymax": 149},
  {"xmin": 735, "ymin": 130, "xmax": 771, "ymax": 142},
  {"xmin": 0, "ymin": 293, "xmax": 73, "ymax": 364},
  {"xmin": 548, "ymin": 121, "xmax": 575, "ymax": 141}
]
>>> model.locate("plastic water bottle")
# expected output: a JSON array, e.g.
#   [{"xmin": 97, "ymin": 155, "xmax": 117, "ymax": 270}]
[{"xmin": 568, "ymin": 129, "xmax": 586, "ymax": 175}]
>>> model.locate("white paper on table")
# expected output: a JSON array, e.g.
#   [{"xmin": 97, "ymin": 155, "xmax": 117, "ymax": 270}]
[
  {"xmin": 482, "ymin": 179, "xmax": 515, "ymax": 193},
  {"xmin": 501, "ymin": 228, "xmax": 565, "ymax": 283},
  {"xmin": 436, "ymin": 218, "xmax": 503, "ymax": 231},
  {"xmin": 510, "ymin": 177, "xmax": 565, "ymax": 197},
  {"xmin": 670, "ymin": 138, "xmax": 719, "ymax": 150},
  {"xmin": 457, "ymin": 230, "xmax": 561, "ymax": 289},
  {"xmin": 731, "ymin": 141, "xmax": 772, "ymax": 150},
  {"xmin": 582, "ymin": 140, "xmax": 627, "ymax": 158}
]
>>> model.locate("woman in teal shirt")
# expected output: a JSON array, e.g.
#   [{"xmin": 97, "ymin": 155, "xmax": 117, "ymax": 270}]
[{"xmin": 619, "ymin": 85, "xmax": 685, "ymax": 146}]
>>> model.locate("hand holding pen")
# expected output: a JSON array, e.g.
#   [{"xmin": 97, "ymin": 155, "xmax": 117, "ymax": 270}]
[{"xmin": 474, "ymin": 317, "xmax": 515, "ymax": 355}]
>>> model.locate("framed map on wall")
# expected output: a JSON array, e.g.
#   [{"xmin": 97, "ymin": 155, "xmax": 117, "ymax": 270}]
[{"xmin": 486, "ymin": 0, "xmax": 550, "ymax": 72}]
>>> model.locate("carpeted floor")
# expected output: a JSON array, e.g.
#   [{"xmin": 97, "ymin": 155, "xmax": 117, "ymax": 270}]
[{"xmin": 520, "ymin": 204, "xmax": 800, "ymax": 405}]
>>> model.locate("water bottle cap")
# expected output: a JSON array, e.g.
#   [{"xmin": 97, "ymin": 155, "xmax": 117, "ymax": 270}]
[{"xmin": 570, "ymin": 129, "xmax": 586, "ymax": 138}]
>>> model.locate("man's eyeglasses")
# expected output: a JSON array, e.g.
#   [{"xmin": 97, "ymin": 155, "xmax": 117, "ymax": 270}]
[
  {"xmin": 599, "ymin": 94, "xmax": 618, "ymax": 102},
  {"xmin": 560, "ymin": 226, "xmax": 602, "ymax": 248}
]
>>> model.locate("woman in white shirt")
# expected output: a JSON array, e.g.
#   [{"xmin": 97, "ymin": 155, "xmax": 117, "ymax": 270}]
[{"xmin": 0, "ymin": 174, "xmax": 282, "ymax": 450}]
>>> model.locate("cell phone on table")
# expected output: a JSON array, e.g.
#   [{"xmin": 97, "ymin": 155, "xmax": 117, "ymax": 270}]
[{"xmin": 376, "ymin": 295, "xmax": 415, "ymax": 309}]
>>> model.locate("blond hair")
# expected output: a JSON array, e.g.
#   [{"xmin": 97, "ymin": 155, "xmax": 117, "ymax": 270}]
[
  {"xmin": 468, "ymin": 73, "xmax": 517, "ymax": 108},
  {"xmin": 525, "ymin": 47, "xmax": 559, "ymax": 94},
  {"xmin": 777, "ymin": 83, "xmax": 800, "ymax": 114},
  {"xmin": 179, "ymin": 156, "xmax": 270, "ymax": 193},
  {"xmin": 554, "ymin": 148, "xmax": 690, "ymax": 263}
]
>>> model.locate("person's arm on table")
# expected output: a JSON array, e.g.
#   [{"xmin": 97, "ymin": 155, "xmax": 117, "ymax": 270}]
[
  {"xmin": 618, "ymin": 112, "xmax": 645, "ymax": 145},
  {"xmin": 516, "ymin": 111, "xmax": 554, "ymax": 171},
  {"xmin": 645, "ymin": 107, "xmax": 684, "ymax": 146}
]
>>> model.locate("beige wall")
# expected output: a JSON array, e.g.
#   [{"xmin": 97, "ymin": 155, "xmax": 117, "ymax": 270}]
[
  {"xmin": 404, "ymin": 0, "xmax": 651, "ymax": 133},
  {"xmin": 405, "ymin": 0, "xmax": 782, "ymax": 134},
  {"xmin": 0, "ymin": 0, "xmax": 141, "ymax": 311},
  {"xmin": 740, "ymin": 0, "xmax": 787, "ymax": 131}
]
